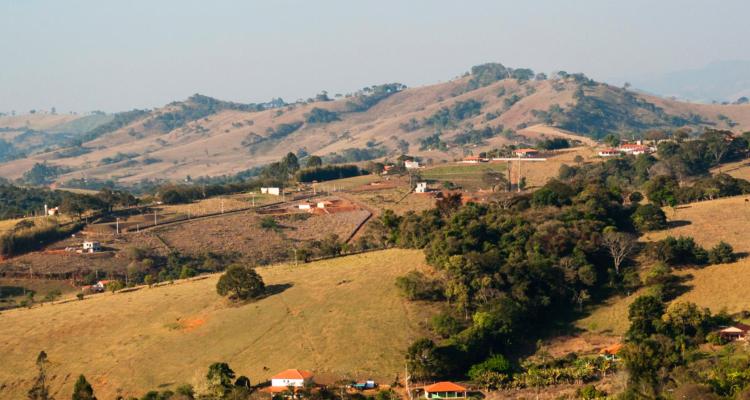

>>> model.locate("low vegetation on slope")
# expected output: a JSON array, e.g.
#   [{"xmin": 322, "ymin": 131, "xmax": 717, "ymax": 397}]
[{"xmin": 0, "ymin": 249, "xmax": 432, "ymax": 399}]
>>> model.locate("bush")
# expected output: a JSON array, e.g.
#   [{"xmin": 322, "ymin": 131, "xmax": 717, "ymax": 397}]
[
  {"xmin": 216, "ymin": 265, "xmax": 265, "ymax": 301},
  {"xmin": 395, "ymin": 271, "xmax": 443, "ymax": 301},
  {"xmin": 631, "ymin": 204, "xmax": 667, "ymax": 231},
  {"xmin": 305, "ymin": 107, "xmax": 340, "ymax": 123},
  {"xmin": 647, "ymin": 236, "xmax": 708, "ymax": 266},
  {"xmin": 468, "ymin": 354, "xmax": 512, "ymax": 381},
  {"xmin": 708, "ymin": 241, "xmax": 735, "ymax": 264}
]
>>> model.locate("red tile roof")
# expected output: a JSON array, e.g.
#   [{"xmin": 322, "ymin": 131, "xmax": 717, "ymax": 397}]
[
  {"xmin": 599, "ymin": 343, "xmax": 623, "ymax": 355},
  {"xmin": 424, "ymin": 382, "xmax": 467, "ymax": 392},
  {"xmin": 272, "ymin": 369, "xmax": 314, "ymax": 380}
]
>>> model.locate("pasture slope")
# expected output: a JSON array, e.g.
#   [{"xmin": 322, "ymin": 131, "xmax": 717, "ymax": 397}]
[
  {"xmin": 578, "ymin": 195, "xmax": 750, "ymax": 335},
  {"xmin": 0, "ymin": 249, "xmax": 433, "ymax": 399}
]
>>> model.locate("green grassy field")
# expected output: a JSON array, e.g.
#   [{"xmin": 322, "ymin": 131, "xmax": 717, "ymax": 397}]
[
  {"xmin": 421, "ymin": 163, "xmax": 506, "ymax": 190},
  {"xmin": 0, "ymin": 249, "xmax": 433, "ymax": 399}
]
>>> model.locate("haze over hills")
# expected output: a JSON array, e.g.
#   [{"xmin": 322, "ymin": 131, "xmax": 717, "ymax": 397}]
[
  {"xmin": 629, "ymin": 60, "xmax": 750, "ymax": 103},
  {"xmin": 2, "ymin": 63, "xmax": 750, "ymax": 187}
]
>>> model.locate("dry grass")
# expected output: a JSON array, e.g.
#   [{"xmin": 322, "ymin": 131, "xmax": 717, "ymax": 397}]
[
  {"xmin": 711, "ymin": 159, "xmax": 750, "ymax": 182},
  {"xmin": 579, "ymin": 195, "xmax": 750, "ymax": 335},
  {"xmin": 0, "ymin": 249, "xmax": 432, "ymax": 399},
  {"xmin": 643, "ymin": 195, "xmax": 750, "ymax": 252}
]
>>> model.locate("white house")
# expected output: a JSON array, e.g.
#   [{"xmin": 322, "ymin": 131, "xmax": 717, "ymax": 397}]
[
  {"xmin": 404, "ymin": 160, "xmax": 420, "ymax": 169},
  {"xmin": 261, "ymin": 187, "xmax": 281, "ymax": 196},
  {"xmin": 91, "ymin": 280, "xmax": 111, "ymax": 292},
  {"xmin": 415, "ymin": 182, "xmax": 429, "ymax": 193},
  {"xmin": 297, "ymin": 201, "xmax": 314, "ymax": 210},
  {"xmin": 598, "ymin": 148, "xmax": 620, "ymax": 157},
  {"xmin": 270, "ymin": 369, "xmax": 314, "ymax": 389},
  {"xmin": 82, "ymin": 241, "xmax": 101, "ymax": 253}
]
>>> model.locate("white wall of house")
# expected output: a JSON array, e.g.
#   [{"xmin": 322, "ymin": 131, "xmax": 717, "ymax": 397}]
[{"xmin": 272, "ymin": 378, "xmax": 307, "ymax": 387}]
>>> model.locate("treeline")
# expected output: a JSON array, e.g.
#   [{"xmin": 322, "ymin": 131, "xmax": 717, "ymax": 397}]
[
  {"xmin": 296, "ymin": 165, "xmax": 361, "ymax": 183},
  {"xmin": 149, "ymin": 94, "xmax": 266, "ymax": 133},
  {"xmin": 0, "ymin": 219, "xmax": 84, "ymax": 257},
  {"xmin": 559, "ymin": 129, "xmax": 750, "ymax": 206},
  {"xmin": 345, "ymin": 83, "xmax": 406, "ymax": 112},
  {"xmin": 0, "ymin": 185, "xmax": 130, "ymax": 219}
]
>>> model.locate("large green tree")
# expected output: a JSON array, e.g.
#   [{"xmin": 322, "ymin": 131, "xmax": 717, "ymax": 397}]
[
  {"xmin": 216, "ymin": 265, "xmax": 265, "ymax": 301},
  {"xmin": 71, "ymin": 374, "xmax": 96, "ymax": 400}
]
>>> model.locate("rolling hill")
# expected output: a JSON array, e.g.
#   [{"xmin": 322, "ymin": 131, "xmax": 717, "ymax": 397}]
[
  {"xmin": 0, "ymin": 249, "xmax": 434, "ymax": 399},
  {"xmin": 2, "ymin": 63, "xmax": 750, "ymax": 186}
]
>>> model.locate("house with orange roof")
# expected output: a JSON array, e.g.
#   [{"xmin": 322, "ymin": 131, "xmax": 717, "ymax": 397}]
[
  {"xmin": 599, "ymin": 343, "xmax": 623, "ymax": 360},
  {"xmin": 513, "ymin": 148, "xmax": 540, "ymax": 158},
  {"xmin": 598, "ymin": 148, "xmax": 620, "ymax": 157},
  {"xmin": 423, "ymin": 381, "xmax": 467, "ymax": 399},
  {"xmin": 270, "ymin": 369, "xmax": 314, "ymax": 390}
]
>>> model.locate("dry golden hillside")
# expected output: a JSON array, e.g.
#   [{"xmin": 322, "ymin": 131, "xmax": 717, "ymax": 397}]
[{"xmin": 2, "ymin": 70, "xmax": 750, "ymax": 185}]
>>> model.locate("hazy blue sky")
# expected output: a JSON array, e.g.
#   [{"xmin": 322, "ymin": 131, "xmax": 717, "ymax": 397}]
[{"xmin": 2, "ymin": 0, "xmax": 749, "ymax": 113}]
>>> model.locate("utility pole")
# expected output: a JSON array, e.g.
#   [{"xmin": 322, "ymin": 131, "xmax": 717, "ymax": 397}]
[
  {"xmin": 154, "ymin": 210, "xmax": 157, "ymax": 226},
  {"xmin": 116, "ymin": 217, "xmax": 120, "ymax": 235},
  {"xmin": 404, "ymin": 363, "xmax": 413, "ymax": 400}
]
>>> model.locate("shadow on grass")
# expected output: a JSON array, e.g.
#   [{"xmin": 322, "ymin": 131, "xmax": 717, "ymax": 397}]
[
  {"xmin": 259, "ymin": 283, "xmax": 293, "ymax": 299},
  {"xmin": 667, "ymin": 220, "xmax": 692, "ymax": 228}
]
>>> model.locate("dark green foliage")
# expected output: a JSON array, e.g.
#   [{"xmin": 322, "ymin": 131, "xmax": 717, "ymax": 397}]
[
  {"xmin": 405, "ymin": 338, "xmax": 446, "ymax": 380},
  {"xmin": 423, "ymin": 100, "xmax": 482, "ymax": 130},
  {"xmin": 431, "ymin": 313, "xmax": 463, "ymax": 338},
  {"xmin": 100, "ymin": 152, "xmax": 138, "ymax": 165},
  {"xmin": 1, "ymin": 221, "xmax": 84, "ymax": 257},
  {"xmin": 626, "ymin": 295, "xmax": 665, "ymax": 341},
  {"xmin": 399, "ymin": 118, "xmax": 421, "ymax": 132},
  {"xmin": 296, "ymin": 165, "xmax": 361, "ymax": 182},
  {"xmin": 324, "ymin": 147, "xmax": 387, "ymax": 164},
  {"xmin": 206, "ymin": 362, "xmax": 236, "ymax": 397},
  {"xmin": 345, "ymin": 83, "xmax": 406, "ymax": 112},
  {"xmin": 395, "ymin": 270, "xmax": 444, "ymax": 301},
  {"xmin": 467, "ymin": 354, "xmax": 511, "ymax": 380},
  {"xmin": 266, "ymin": 121, "xmax": 304, "ymax": 140},
  {"xmin": 150, "ymin": 94, "xmax": 263, "ymax": 133},
  {"xmin": 419, "ymin": 132, "xmax": 447, "ymax": 151},
  {"xmin": 305, "ymin": 155, "xmax": 323, "ymax": 168},
  {"xmin": 708, "ymin": 241, "xmax": 735, "ymax": 264},
  {"xmin": 646, "ymin": 236, "xmax": 709, "ymax": 266},
  {"xmin": 216, "ymin": 265, "xmax": 265, "ymax": 301},
  {"xmin": 465, "ymin": 63, "xmax": 532, "ymax": 91},
  {"xmin": 260, "ymin": 216, "xmax": 279, "ymax": 231},
  {"xmin": 22, "ymin": 162, "xmax": 67, "ymax": 185},
  {"xmin": 72, "ymin": 374, "xmax": 96, "ymax": 400},
  {"xmin": 305, "ymin": 107, "xmax": 340, "ymax": 123},
  {"xmin": 531, "ymin": 179, "xmax": 575, "ymax": 207},
  {"xmin": 0, "ymin": 184, "xmax": 105, "ymax": 219},
  {"xmin": 535, "ymin": 137, "xmax": 570, "ymax": 150},
  {"xmin": 452, "ymin": 126, "xmax": 505, "ymax": 146},
  {"xmin": 631, "ymin": 204, "xmax": 667, "ymax": 231}
]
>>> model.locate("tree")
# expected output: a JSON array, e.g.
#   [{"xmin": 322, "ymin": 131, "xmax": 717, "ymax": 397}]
[
  {"xmin": 28, "ymin": 351, "xmax": 52, "ymax": 400},
  {"xmin": 305, "ymin": 155, "xmax": 322, "ymax": 168},
  {"xmin": 702, "ymin": 129, "xmax": 734, "ymax": 165},
  {"xmin": 631, "ymin": 204, "xmax": 667, "ymax": 231},
  {"xmin": 601, "ymin": 231, "xmax": 636, "ymax": 275},
  {"xmin": 603, "ymin": 134, "xmax": 620, "ymax": 147},
  {"xmin": 216, "ymin": 265, "xmax": 265, "ymax": 301},
  {"xmin": 72, "ymin": 374, "xmax": 96, "ymax": 400},
  {"xmin": 106, "ymin": 280, "xmax": 123, "ymax": 294},
  {"xmin": 626, "ymin": 295, "xmax": 665, "ymax": 341},
  {"xmin": 206, "ymin": 362, "xmax": 235, "ymax": 397},
  {"xmin": 481, "ymin": 169, "xmax": 507, "ymax": 192},
  {"xmin": 406, "ymin": 338, "xmax": 442, "ymax": 381},
  {"xmin": 436, "ymin": 192, "xmax": 462, "ymax": 217},
  {"xmin": 281, "ymin": 152, "xmax": 300, "ymax": 173},
  {"xmin": 708, "ymin": 241, "xmax": 735, "ymax": 264}
]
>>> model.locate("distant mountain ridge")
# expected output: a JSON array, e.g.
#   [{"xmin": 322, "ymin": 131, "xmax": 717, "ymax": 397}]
[
  {"xmin": 631, "ymin": 60, "xmax": 750, "ymax": 103},
  {"xmin": 1, "ymin": 63, "xmax": 749, "ymax": 186}
]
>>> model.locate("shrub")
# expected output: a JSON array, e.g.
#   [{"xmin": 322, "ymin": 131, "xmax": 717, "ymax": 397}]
[
  {"xmin": 395, "ymin": 270, "xmax": 443, "ymax": 301},
  {"xmin": 708, "ymin": 241, "xmax": 735, "ymax": 264},
  {"xmin": 216, "ymin": 265, "xmax": 265, "ymax": 301},
  {"xmin": 305, "ymin": 107, "xmax": 340, "ymax": 123},
  {"xmin": 631, "ymin": 204, "xmax": 667, "ymax": 231}
]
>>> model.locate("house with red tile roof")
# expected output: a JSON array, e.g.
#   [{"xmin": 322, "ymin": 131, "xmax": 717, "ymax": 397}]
[
  {"xmin": 513, "ymin": 148, "xmax": 540, "ymax": 158},
  {"xmin": 423, "ymin": 382, "xmax": 467, "ymax": 399},
  {"xmin": 270, "ymin": 369, "xmax": 314, "ymax": 390}
]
